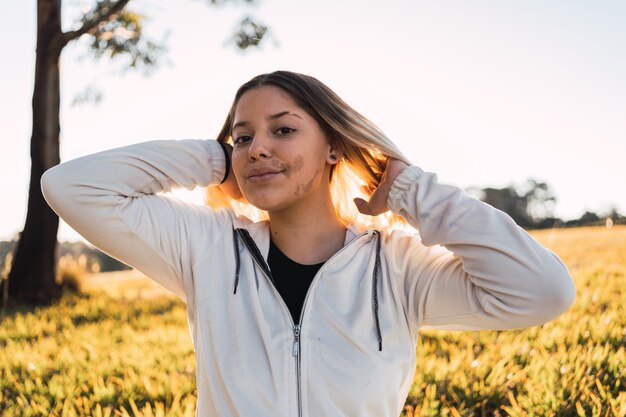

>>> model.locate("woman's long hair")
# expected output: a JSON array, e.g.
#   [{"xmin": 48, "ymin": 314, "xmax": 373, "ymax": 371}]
[{"xmin": 205, "ymin": 70, "xmax": 411, "ymax": 231}]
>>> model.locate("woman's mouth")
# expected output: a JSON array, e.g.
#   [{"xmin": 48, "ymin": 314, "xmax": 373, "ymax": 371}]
[{"xmin": 246, "ymin": 169, "xmax": 285, "ymax": 184}]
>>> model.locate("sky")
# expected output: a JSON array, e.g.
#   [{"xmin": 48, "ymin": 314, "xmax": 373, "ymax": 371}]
[{"xmin": 1, "ymin": 0, "xmax": 625, "ymax": 243}]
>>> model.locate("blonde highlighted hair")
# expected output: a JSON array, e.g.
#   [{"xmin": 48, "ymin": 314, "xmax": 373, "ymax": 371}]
[{"xmin": 205, "ymin": 70, "xmax": 411, "ymax": 231}]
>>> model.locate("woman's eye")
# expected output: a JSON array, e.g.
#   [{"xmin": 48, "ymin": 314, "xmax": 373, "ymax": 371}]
[
  {"xmin": 276, "ymin": 127, "xmax": 295, "ymax": 136},
  {"xmin": 233, "ymin": 135, "xmax": 252, "ymax": 145}
]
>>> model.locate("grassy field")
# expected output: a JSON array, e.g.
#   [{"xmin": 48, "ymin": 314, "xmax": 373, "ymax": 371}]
[{"xmin": 1, "ymin": 226, "xmax": 624, "ymax": 416}]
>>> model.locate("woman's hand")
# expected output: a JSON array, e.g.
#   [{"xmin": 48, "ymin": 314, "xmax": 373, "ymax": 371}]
[
  {"xmin": 354, "ymin": 158, "xmax": 409, "ymax": 216},
  {"xmin": 217, "ymin": 143, "xmax": 244, "ymax": 201}
]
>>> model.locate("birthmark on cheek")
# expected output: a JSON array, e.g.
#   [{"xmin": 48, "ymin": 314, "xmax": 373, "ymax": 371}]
[
  {"xmin": 270, "ymin": 158, "xmax": 290, "ymax": 178},
  {"xmin": 292, "ymin": 155, "xmax": 304, "ymax": 172},
  {"xmin": 283, "ymin": 155, "xmax": 304, "ymax": 179},
  {"xmin": 293, "ymin": 168, "xmax": 320, "ymax": 197},
  {"xmin": 270, "ymin": 159, "xmax": 283, "ymax": 170}
]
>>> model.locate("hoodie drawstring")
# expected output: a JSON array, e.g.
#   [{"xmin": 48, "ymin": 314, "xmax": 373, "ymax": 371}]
[
  {"xmin": 232, "ymin": 228, "xmax": 275, "ymax": 294},
  {"xmin": 372, "ymin": 230, "xmax": 383, "ymax": 351},
  {"xmin": 232, "ymin": 227, "xmax": 384, "ymax": 352},
  {"xmin": 232, "ymin": 227, "xmax": 241, "ymax": 294}
]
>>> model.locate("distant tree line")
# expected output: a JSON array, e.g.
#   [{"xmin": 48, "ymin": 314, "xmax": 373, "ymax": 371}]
[{"xmin": 467, "ymin": 178, "xmax": 626, "ymax": 230}]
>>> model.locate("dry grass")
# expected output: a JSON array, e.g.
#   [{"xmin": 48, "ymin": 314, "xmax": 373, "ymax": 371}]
[{"xmin": 80, "ymin": 269, "xmax": 176, "ymax": 300}]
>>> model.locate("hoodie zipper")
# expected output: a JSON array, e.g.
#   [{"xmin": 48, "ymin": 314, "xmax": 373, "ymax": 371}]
[
  {"xmin": 292, "ymin": 323, "xmax": 302, "ymax": 416},
  {"xmin": 242, "ymin": 230, "xmax": 372, "ymax": 417}
]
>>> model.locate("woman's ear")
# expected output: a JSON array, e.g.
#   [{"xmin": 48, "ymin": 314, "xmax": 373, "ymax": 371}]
[{"xmin": 327, "ymin": 148, "xmax": 343, "ymax": 165}]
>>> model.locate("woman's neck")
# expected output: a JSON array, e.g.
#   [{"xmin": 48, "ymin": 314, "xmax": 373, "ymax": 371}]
[{"xmin": 268, "ymin": 198, "xmax": 346, "ymax": 265}]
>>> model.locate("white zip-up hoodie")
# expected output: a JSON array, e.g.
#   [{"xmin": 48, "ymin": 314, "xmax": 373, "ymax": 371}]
[{"xmin": 41, "ymin": 139, "xmax": 575, "ymax": 417}]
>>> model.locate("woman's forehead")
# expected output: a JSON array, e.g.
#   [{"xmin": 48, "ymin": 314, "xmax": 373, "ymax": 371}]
[{"xmin": 234, "ymin": 86, "xmax": 305, "ymax": 123}]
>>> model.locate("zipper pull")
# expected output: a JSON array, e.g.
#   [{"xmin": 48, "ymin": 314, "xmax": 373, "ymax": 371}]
[{"xmin": 292, "ymin": 324, "xmax": 300, "ymax": 357}]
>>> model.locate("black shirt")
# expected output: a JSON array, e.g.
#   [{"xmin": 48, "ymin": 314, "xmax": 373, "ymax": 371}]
[{"xmin": 267, "ymin": 239, "xmax": 324, "ymax": 323}]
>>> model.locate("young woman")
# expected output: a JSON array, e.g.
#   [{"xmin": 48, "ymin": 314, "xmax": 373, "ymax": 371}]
[{"xmin": 41, "ymin": 70, "xmax": 575, "ymax": 417}]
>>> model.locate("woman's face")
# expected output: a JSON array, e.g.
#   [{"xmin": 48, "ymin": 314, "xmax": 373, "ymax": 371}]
[{"xmin": 231, "ymin": 85, "xmax": 334, "ymax": 213}]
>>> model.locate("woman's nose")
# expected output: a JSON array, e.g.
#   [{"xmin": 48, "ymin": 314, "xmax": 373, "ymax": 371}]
[{"xmin": 247, "ymin": 134, "xmax": 272, "ymax": 160}]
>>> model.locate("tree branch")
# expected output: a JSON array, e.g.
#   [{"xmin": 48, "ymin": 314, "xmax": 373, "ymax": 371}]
[{"xmin": 61, "ymin": 0, "xmax": 131, "ymax": 46}]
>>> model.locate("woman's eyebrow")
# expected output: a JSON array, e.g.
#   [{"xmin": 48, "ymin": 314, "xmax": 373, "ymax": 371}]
[
  {"xmin": 269, "ymin": 111, "xmax": 302, "ymax": 120},
  {"xmin": 233, "ymin": 111, "xmax": 302, "ymax": 130}
]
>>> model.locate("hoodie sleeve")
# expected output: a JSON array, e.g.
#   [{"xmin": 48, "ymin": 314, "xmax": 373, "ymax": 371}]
[
  {"xmin": 384, "ymin": 165, "xmax": 576, "ymax": 332},
  {"xmin": 40, "ymin": 139, "xmax": 229, "ymax": 302}
]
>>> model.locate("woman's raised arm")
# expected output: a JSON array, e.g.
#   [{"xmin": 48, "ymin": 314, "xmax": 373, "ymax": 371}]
[
  {"xmin": 41, "ymin": 139, "xmax": 230, "ymax": 302},
  {"xmin": 382, "ymin": 165, "xmax": 576, "ymax": 333}
]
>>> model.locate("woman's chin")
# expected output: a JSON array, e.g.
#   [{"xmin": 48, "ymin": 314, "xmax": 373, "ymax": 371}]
[{"xmin": 243, "ymin": 192, "xmax": 289, "ymax": 213}]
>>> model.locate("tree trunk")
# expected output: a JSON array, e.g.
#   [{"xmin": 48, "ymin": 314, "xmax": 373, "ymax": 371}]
[{"xmin": 8, "ymin": 0, "xmax": 64, "ymax": 304}]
